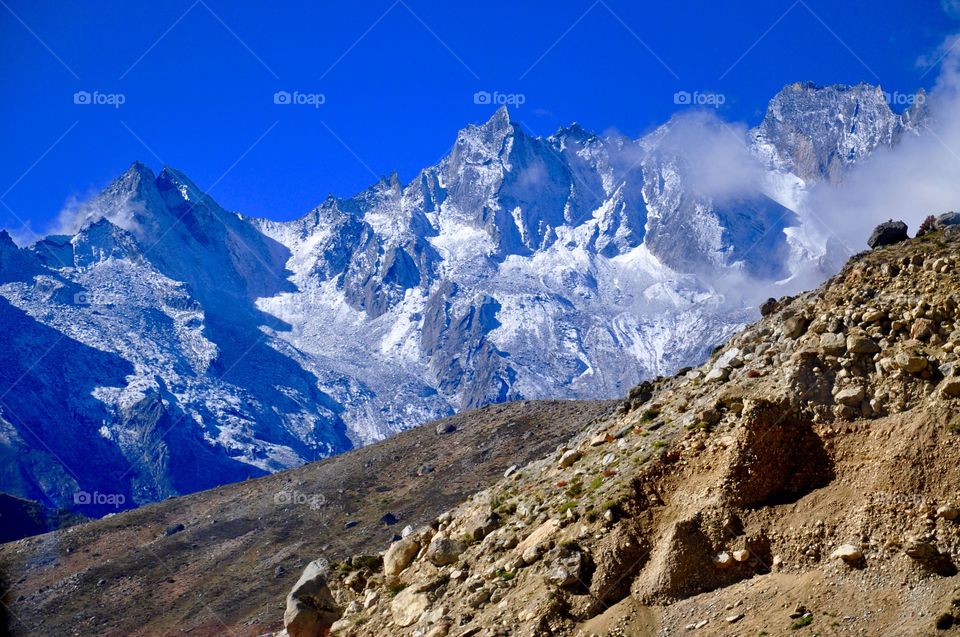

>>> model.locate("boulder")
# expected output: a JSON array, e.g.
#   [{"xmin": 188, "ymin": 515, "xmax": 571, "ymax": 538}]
[
  {"xmin": 463, "ymin": 510, "xmax": 499, "ymax": 542},
  {"xmin": 935, "ymin": 211, "xmax": 960, "ymax": 229},
  {"xmin": 905, "ymin": 540, "xmax": 940, "ymax": 561},
  {"xmin": 937, "ymin": 505, "xmax": 959, "ymax": 521},
  {"xmin": 783, "ymin": 316, "xmax": 808, "ymax": 339},
  {"xmin": 284, "ymin": 560, "xmax": 341, "ymax": 637},
  {"xmin": 760, "ymin": 298, "xmax": 779, "ymax": 317},
  {"xmin": 521, "ymin": 544, "xmax": 543, "ymax": 565},
  {"xmin": 426, "ymin": 536, "xmax": 466, "ymax": 566},
  {"xmin": 895, "ymin": 352, "xmax": 927, "ymax": 373},
  {"xmin": 390, "ymin": 586, "xmax": 430, "ymax": 627},
  {"xmin": 558, "ymin": 449, "xmax": 581, "ymax": 468},
  {"xmin": 830, "ymin": 544, "xmax": 863, "ymax": 563},
  {"xmin": 819, "ymin": 332, "xmax": 847, "ymax": 356},
  {"xmin": 835, "ymin": 386, "xmax": 865, "ymax": 406},
  {"xmin": 846, "ymin": 335, "xmax": 880, "ymax": 355},
  {"xmin": 911, "ymin": 318, "xmax": 936, "ymax": 341},
  {"xmin": 941, "ymin": 378, "xmax": 960, "ymax": 398},
  {"xmin": 712, "ymin": 552, "xmax": 734, "ymax": 569},
  {"xmin": 383, "ymin": 536, "xmax": 421, "ymax": 579},
  {"xmin": 867, "ymin": 220, "xmax": 908, "ymax": 249},
  {"xmin": 545, "ymin": 550, "xmax": 585, "ymax": 588},
  {"xmin": 705, "ymin": 367, "xmax": 729, "ymax": 383}
]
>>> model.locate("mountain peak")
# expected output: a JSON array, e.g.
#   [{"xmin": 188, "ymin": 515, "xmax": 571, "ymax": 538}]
[
  {"xmin": 482, "ymin": 104, "xmax": 513, "ymax": 131},
  {"xmin": 157, "ymin": 166, "xmax": 207, "ymax": 203}
]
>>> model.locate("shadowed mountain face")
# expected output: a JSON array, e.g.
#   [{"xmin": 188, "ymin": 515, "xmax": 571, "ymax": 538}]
[{"xmin": 0, "ymin": 82, "xmax": 923, "ymax": 527}]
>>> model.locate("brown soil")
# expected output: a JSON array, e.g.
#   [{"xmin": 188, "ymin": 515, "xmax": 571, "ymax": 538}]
[{"xmin": 0, "ymin": 399, "xmax": 613, "ymax": 637}]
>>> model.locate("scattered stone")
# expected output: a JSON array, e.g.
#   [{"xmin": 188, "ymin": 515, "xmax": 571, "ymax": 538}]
[
  {"xmin": 466, "ymin": 588, "xmax": 490, "ymax": 609},
  {"xmin": 820, "ymin": 332, "xmax": 847, "ymax": 356},
  {"xmin": 726, "ymin": 613, "xmax": 744, "ymax": 624},
  {"xmin": 940, "ymin": 378, "xmax": 960, "ymax": 398},
  {"xmin": 732, "ymin": 549, "xmax": 750, "ymax": 562},
  {"xmin": 503, "ymin": 464, "xmax": 518, "ymax": 478},
  {"xmin": 830, "ymin": 544, "xmax": 863, "ymax": 563},
  {"xmin": 895, "ymin": 352, "xmax": 928, "ymax": 373},
  {"xmin": 835, "ymin": 386, "xmax": 865, "ymax": 407},
  {"xmin": 712, "ymin": 552, "xmax": 734, "ymax": 569},
  {"xmin": 558, "ymin": 449, "xmax": 581, "ymax": 469},
  {"xmin": 847, "ymin": 335, "xmax": 881, "ymax": 355},
  {"xmin": 911, "ymin": 318, "xmax": 937, "ymax": 341},
  {"xmin": 783, "ymin": 315, "xmax": 809, "ymax": 339},
  {"xmin": 760, "ymin": 298, "xmax": 779, "ymax": 316},
  {"xmin": 937, "ymin": 505, "xmax": 959, "ymax": 521},
  {"xmin": 906, "ymin": 540, "xmax": 940, "ymax": 561},
  {"xmin": 163, "ymin": 523, "xmax": 185, "ymax": 537},
  {"xmin": 435, "ymin": 423, "xmax": 456, "ymax": 435}
]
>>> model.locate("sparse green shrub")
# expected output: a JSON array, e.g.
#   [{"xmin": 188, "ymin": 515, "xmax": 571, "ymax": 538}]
[{"xmin": 791, "ymin": 615, "xmax": 813, "ymax": 629}]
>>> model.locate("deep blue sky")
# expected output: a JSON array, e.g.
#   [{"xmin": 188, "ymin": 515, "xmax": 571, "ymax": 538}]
[{"xmin": 1, "ymin": 0, "xmax": 956, "ymax": 238}]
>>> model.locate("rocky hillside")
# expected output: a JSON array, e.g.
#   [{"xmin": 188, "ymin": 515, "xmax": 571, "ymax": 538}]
[
  {"xmin": 284, "ymin": 217, "xmax": 960, "ymax": 636},
  {"xmin": 0, "ymin": 82, "xmax": 925, "ymax": 524},
  {"xmin": 0, "ymin": 399, "xmax": 612, "ymax": 637}
]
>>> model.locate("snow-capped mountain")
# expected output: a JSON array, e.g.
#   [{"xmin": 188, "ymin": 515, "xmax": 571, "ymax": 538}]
[{"xmin": 0, "ymin": 82, "xmax": 923, "ymax": 517}]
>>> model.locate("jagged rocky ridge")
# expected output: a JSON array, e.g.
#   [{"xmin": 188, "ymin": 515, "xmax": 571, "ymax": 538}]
[
  {"xmin": 292, "ymin": 219, "xmax": 960, "ymax": 637},
  {"xmin": 0, "ymin": 82, "xmax": 925, "ymax": 519}
]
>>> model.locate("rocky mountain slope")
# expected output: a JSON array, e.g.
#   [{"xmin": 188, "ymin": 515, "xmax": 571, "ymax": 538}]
[
  {"xmin": 0, "ymin": 82, "xmax": 924, "ymax": 524},
  {"xmin": 0, "ymin": 399, "xmax": 613, "ymax": 637},
  {"xmin": 283, "ymin": 217, "xmax": 960, "ymax": 636}
]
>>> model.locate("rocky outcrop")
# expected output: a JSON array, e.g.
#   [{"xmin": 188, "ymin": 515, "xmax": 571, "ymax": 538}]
[
  {"xmin": 868, "ymin": 220, "xmax": 909, "ymax": 248},
  {"xmin": 306, "ymin": 226, "xmax": 960, "ymax": 636}
]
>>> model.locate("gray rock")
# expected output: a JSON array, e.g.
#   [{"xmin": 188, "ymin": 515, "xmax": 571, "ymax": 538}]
[
  {"xmin": 390, "ymin": 586, "xmax": 430, "ymax": 627},
  {"xmin": 867, "ymin": 220, "xmax": 908, "ymax": 249},
  {"xmin": 935, "ymin": 211, "xmax": 960, "ymax": 229},
  {"xmin": 819, "ymin": 332, "xmax": 847, "ymax": 355},
  {"xmin": 558, "ymin": 449, "xmax": 581, "ymax": 469},
  {"xmin": 940, "ymin": 377, "xmax": 960, "ymax": 398},
  {"xmin": 846, "ymin": 335, "xmax": 880, "ymax": 355},
  {"xmin": 284, "ymin": 560, "xmax": 341, "ymax": 637},
  {"xmin": 426, "ymin": 536, "xmax": 467, "ymax": 566},
  {"xmin": 835, "ymin": 386, "xmax": 865, "ymax": 406},
  {"xmin": 383, "ymin": 536, "xmax": 421, "ymax": 579}
]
